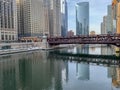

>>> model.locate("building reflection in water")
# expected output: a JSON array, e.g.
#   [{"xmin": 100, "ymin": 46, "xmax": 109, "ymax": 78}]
[
  {"xmin": 76, "ymin": 63, "xmax": 89, "ymax": 80},
  {"xmin": 101, "ymin": 46, "xmax": 115, "ymax": 55},
  {"xmin": 109, "ymin": 67, "xmax": 120, "ymax": 89},
  {"xmin": 0, "ymin": 46, "xmax": 120, "ymax": 90},
  {"xmin": 111, "ymin": 49, "xmax": 120, "ymax": 88},
  {"xmin": 90, "ymin": 47, "xmax": 96, "ymax": 52},
  {"xmin": 0, "ymin": 51, "xmax": 69, "ymax": 90},
  {"xmin": 101, "ymin": 46, "xmax": 120, "ymax": 89},
  {"xmin": 76, "ymin": 46, "xmax": 90, "ymax": 80}
]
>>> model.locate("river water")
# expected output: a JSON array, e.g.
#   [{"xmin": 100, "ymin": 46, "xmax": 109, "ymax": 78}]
[{"xmin": 0, "ymin": 45, "xmax": 120, "ymax": 90}]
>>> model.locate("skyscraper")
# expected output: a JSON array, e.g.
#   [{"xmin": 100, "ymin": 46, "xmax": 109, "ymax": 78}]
[
  {"xmin": 101, "ymin": 16, "xmax": 107, "ymax": 34},
  {"xmin": 101, "ymin": 22, "xmax": 104, "ymax": 34},
  {"xmin": 17, "ymin": 0, "xmax": 49, "ymax": 37},
  {"xmin": 49, "ymin": 0, "xmax": 61, "ymax": 36},
  {"xmin": 0, "ymin": 0, "xmax": 18, "ymax": 41},
  {"xmin": 76, "ymin": 2, "xmax": 89, "ymax": 35},
  {"xmin": 112, "ymin": 0, "xmax": 120, "ymax": 34},
  {"xmin": 61, "ymin": 0, "xmax": 68, "ymax": 37},
  {"xmin": 106, "ymin": 5, "xmax": 113, "ymax": 34}
]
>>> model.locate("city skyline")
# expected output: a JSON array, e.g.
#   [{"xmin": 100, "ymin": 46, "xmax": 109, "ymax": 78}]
[{"xmin": 67, "ymin": 0, "xmax": 111, "ymax": 34}]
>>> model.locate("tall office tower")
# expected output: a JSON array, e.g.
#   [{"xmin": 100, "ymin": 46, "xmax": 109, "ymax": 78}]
[
  {"xmin": 106, "ymin": 5, "xmax": 113, "ymax": 34},
  {"xmin": 102, "ymin": 16, "xmax": 108, "ymax": 34},
  {"xmin": 76, "ymin": 2, "xmax": 89, "ymax": 35},
  {"xmin": 61, "ymin": 0, "xmax": 68, "ymax": 37},
  {"xmin": 112, "ymin": 0, "xmax": 120, "ymax": 34},
  {"xmin": 0, "ymin": 0, "xmax": 18, "ymax": 42},
  {"xmin": 49, "ymin": 0, "xmax": 61, "ymax": 36},
  {"xmin": 101, "ymin": 22, "xmax": 104, "ymax": 34},
  {"xmin": 17, "ymin": 0, "xmax": 49, "ymax": 37}
]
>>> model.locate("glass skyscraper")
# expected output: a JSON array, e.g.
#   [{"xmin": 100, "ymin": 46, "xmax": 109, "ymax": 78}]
[
  {"xmin": 61, "ymin": 0, "xmax": 68, "ymax": 37},
  {"xmin": 107, "ymin": 5, "xmax": 113, "ymax": 34},
  {"xmin": 76, "ymin": 2, "xmax": 89, "ymax": 35}
]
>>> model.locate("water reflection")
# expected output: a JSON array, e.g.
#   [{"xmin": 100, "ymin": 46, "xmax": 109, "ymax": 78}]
[
  {"xmin": 0, "ymin": 46, "xmax": 119, "ymax": 90},
  {"xmin": 76, "ymin": 45, "xmax": 89, "ymax": 80},
  {"xmin": 76, "ymin": 63, "xmax": 89, "ymax": 80},
  {"xmin": 0, "ymin": 51, "xmax": 69, "ymax": 90}
]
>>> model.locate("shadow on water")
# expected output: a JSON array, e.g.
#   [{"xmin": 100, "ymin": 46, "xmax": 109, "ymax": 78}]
[{"xmin": 48, "ymin": 50, "xmax": 120, "ymax": 67}]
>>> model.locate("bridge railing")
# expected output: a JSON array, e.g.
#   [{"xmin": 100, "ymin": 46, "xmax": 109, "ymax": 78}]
[{"xmin": 47, "ymin": 34, "xmax": 120, "ymax": 46}]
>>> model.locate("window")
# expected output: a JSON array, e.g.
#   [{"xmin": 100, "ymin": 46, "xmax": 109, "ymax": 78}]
[
  {"xmin": 9, "ymin": 35, "xmax": 11, "ymax": 40},
  {"xmin": 5, "ymin": 35, "xmax": 8, "ymax": 40},
  {"xmin": 1, "ymin": 35, "xmax": 4, "ymax": 40},
  {"xmin": 12, "ymin": 35, "xmax": 14, "ymax": 40}
]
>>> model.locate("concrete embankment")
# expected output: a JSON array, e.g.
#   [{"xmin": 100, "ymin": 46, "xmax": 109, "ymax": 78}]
[{"xmin": 0, "ymin": 48, "xmax": 42, "ymax": 55}]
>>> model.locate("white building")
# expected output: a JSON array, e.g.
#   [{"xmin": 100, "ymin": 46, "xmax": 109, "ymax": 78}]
[{"xmin": 0, "ymin": 0, "xmax": 18, "ymax": 42}]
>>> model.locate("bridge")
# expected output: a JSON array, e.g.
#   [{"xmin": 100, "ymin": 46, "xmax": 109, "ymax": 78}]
[
  {"xmin": 48, "ymin": 51, "xmax": 120, "ymax": 66},
  {"xmin": 47, "ymin": 34, "xmax": 120, "ymax": 47}
]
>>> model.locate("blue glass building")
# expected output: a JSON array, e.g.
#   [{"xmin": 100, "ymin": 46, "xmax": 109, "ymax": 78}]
[
  {"xmin": 61, "ymin": 0, "xmax": 68, "ymax": 37},
  {"xmin": 76, "ymin": 2, "xmax": 89, "ymax": 35}
]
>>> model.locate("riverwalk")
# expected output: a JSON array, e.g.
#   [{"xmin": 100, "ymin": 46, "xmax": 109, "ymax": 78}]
[{"xmin": 0, "ymin": 47, "xmax": 42, "ymax": 55}]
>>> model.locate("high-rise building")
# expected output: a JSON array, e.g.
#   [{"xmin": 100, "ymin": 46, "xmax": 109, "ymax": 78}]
[
  {"xmin": 101, "ymin": 16, "xmax": 108, "ymax": 34},
  {"xmin": 112, "ymin": 0, "xmax": 120, "ymax": 34},
  {"xmin": 61, "ymin": 0, "xmax": 68, "ymax": 37},
  {"xmin": 17, "ymin": 0, "xmax": 49, "ymax": 37},
  {"xmin": 106, "ymin": 5, "xmax": 113, "ymax": 34},
  {"xmin": 101, "ymin": 22, "xmax": 104, "ymax": 34},
  {"xmin": 76, "ymin": 2, "xmax": 89, "ymax": 35},
  {"xmin": 49, "ymin": 0, "xmax": 61, "ymax": 37},
  {"xmin": 0, "ymin": 0, "xmax": 18, "ymax": 42}
]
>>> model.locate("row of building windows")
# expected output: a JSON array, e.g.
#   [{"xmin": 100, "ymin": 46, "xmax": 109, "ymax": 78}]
[
  {"xmin": 0, "ymin": 1, "xmax": 14, "ymax": 29},
  {"xmin": 1, "ymin": 34, "xmax": 15, "ymax": 41}
]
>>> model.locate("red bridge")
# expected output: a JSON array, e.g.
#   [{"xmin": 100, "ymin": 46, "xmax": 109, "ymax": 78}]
[{"xmin": 47, "ymin": 34, "xmax": 120, "ymax": 47}]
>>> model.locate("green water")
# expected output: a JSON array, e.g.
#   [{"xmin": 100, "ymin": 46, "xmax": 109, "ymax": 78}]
[{"xmin": 0, "ymin": 46, "xmax": 119, "ymax": 90}]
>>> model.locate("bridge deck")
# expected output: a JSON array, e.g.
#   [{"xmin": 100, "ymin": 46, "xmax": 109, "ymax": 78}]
[{"xmin": 47, "ymin": 34, "xmax": 120, "ymax": 47}]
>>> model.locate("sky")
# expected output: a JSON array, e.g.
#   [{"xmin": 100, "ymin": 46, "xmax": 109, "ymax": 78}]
[{"xmin": 67, "ymin": 0, "xmax": 112, "ymax": 34}]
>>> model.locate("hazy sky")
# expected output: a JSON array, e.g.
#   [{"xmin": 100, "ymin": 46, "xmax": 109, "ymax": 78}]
[{"xmin": 67, "ymin": 0, "xmax": 112, "ymax": 34}]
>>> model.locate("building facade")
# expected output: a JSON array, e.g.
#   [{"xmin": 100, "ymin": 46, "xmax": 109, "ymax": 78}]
[
  {"xmin": 49, "ymin": 0, "xmax": 61, "ymax": 37},
  {"xmin": 67, "ymin": 30, "xmax": 74, "ymax": 37},
  {"xmin": 61, "ymin": 0, "xmax": 68, "ymax": 37},
  {"xmin": 76, "ymin": 2, "xmax": 89, "ymax": 35},
  {"xmin": 0, "ymin": 0, "xmax": 18, "ymax": 42},
  {"xmin": 106, "ymin": 5, "xmax": 113, "ymax": 34},
  {"xmin": 90, "ymin": 31, "xmax": 96, "ymax": 35},
  {"xmin": 101, "ymin": 16, "xmax": 108, "ymax": 34},
  {"xmin": 17, "ymin": 0, "xmax": 49, "ymax": 37},
  {"xmin": 101, "ymin": 22, "xmax": 104, "ymax": 34},
  {"xmin": 112, "ymin": 0, "xmax": 120, "ymax": 34}
]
